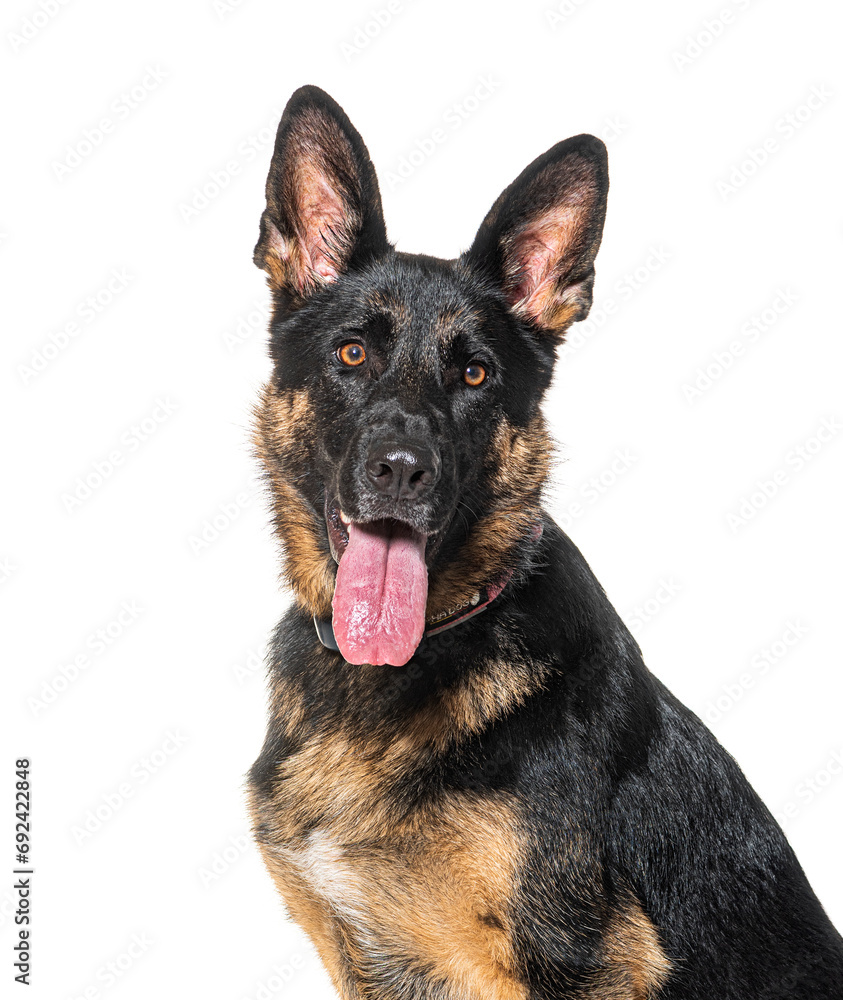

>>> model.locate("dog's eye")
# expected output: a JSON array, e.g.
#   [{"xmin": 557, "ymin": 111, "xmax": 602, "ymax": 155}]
[
  {"xmin": 463, "ymin": 362, "xmax": 487, "ymax": 387},
  {"xmin": 337, "ymin": 342, "xmax": 366, "ymax": 367}
]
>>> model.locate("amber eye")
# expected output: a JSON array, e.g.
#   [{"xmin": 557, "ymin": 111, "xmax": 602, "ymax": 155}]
[
  {"xmin": 463, "ymin": 362, "xmax": 487, "ymax": 387},
  {"xmin": 337, "ymin": 342, "xmax": 366, "ymax": 367}
]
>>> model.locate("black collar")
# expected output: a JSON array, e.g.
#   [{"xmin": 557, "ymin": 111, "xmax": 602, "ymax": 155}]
[{"xmin": 313, "ymin": 521, "xmax": 543, "ymax": 655}]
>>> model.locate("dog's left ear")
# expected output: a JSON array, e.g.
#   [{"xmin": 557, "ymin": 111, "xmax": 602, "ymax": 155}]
[
  {"xmin": 254, "ymin": 85, "xmax": 389, "ymax": 305},
  {"xmin": 464, "ymin": 134, "xmax": 608, "ymax": 338}
]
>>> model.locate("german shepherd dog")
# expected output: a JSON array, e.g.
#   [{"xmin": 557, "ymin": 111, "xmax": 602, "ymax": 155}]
[{"xmin": 247, "ymin": 86, "xmax": 843, "ymax": 999}]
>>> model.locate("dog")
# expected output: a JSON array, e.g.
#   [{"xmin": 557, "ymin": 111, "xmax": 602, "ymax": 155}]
[{"xmin": 247, "ymin": 85, "xmax": 843, "ymax": 999}]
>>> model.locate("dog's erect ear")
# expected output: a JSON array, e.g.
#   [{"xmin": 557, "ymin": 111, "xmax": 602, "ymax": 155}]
[
  {"xmin": 464, "ymin": 135, "xmax": 608, "ymax": 338},
  {"xmin": 254, "ymin": 86, "xmax": 389, "ymax": 303}
]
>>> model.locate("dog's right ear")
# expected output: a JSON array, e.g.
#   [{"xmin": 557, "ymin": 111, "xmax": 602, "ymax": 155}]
[{"xmin": 254, "ymin": 86, "xmax": 389, "ymax": 306}]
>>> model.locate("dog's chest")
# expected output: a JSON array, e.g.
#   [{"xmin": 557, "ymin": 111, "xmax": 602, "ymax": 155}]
[
  {"xmin": 281, "ymin": 826, "xmax": 523, "ymax": 999},
  {"xmin": 257, "ymin": 738, "xmax": 527, "ymax": 999}
]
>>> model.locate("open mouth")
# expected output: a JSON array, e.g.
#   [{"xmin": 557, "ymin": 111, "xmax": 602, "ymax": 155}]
[
  {"xmin": 325, "ymin": 499, "xmax": 430, "ymax": 667},
  {"xmin": 325, "ymin": 501, "xmax": 352, "ymax": 563}
]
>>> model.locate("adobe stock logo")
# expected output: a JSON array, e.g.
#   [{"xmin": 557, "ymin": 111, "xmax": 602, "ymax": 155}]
[
  {"xmin": 230, "ymin": 643, "xmax": 264, "ymax": 685},
  {"xmin": 51, "ymin": 66, "xmax": 169, "ymax": 181},
  {"xmin": 221, "ymin": 298, "xmax": 271, "ymax": 353},
  {"xmin": 71, "ymin": 731, "xmax": 190, "ymax": 846},
  {"xmin": 625, "ymin": 578, "xmax": 682, "ymax": 635},
  {"xmin": 60, "ymin": 397, "xmax": 179, "ymax": 513},
  {"xmin": 197, "ymin": 833, "xmax": 251, "ymax": 888},
  {"xmin": 559, "ymin": 246, "xmax": 671, "ymax": 360},
  {"xmin": 187, "ymin": 491, "xmax": 252, "ymax": 554},
  {"xmin": 556, "ymin": 449, "xmax": 639, "ymax": 530},
  {"xmin": 28, "ymin": 600, "xmax": 145, "ymax": 716},
  {"xmin": 7, "ymin": 0, "xmax": 73, "ymax": 52},
  {"xmin": 69, "ymin": 933, "xmax": 153, "ymax": 1000},
  {"xmin": 671, "ymin": 0, "xmax": 756, "ymax": 72},
  {"xmin": 726, "ymin": 417, "xmax": 840, "ymax": 532},
  {"xmin": 776, "ymin": 749, "xmax": 843, "ymax": 830},
  {"xmin": 178, "ymin": 109, "xmax": 282, "ymax": 223},
  {"xmin": 382, "ymin": 76, "xmax": 501, "ymax": 192},
  {"xmin": 18, "ymin": 268, "xmax": 134, "ymax": 386},
  {"xmin": 544, "ymin": 0, "xmax": 591, "ymax": 29},
  {"xmin": 340, "ymin": 0, "xmax": 416, "ymax": 62},
  {"xmin": 702, "ymin": 620, "xmax": 809, "ymax": 725},
  {"xmin": 716, "ymin": 85, "xmax": 833, "ymax": 201},
  {"xmin": 681, "ymin": 288, "xmax": 798, "ymax": 403}
]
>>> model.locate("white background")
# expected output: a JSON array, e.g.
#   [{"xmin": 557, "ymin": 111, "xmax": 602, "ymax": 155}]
[{"xmin": 2, "ymin": 1, "xmax": 842, "ymax": 997}]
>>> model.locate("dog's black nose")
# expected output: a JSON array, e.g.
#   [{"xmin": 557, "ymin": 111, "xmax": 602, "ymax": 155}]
[{"xmin": 365, "ymin": 441, "xmax": 440, "ymax": 500}]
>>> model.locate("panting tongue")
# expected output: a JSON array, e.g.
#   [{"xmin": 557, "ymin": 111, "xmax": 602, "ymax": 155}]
[{"xmin": 332, "ymin": 520, "xmax": 428, "ymax": 666}]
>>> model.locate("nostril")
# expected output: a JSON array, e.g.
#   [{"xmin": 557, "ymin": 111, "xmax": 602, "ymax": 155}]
[
  {"xmin": 409, "ymin": 469, "xmax": 427, "ymax": 487},
  {"xmin": 365, "ymin": 440, "xmax": 440, "ymax": 500}
]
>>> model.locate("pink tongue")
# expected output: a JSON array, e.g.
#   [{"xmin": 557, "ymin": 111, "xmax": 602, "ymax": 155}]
[{"xmin": 332, "ymin": 520, "xmax": 428, "ymax": 666}]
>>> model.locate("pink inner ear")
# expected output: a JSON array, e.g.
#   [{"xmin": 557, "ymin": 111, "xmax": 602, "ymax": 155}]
[
  {"xmin": 508, "ymin": 205, "xmax": 586, "ymax": 322},
  {"xmin": 295, "ymin": 164, "xmax": 346, "ymax": 286}
]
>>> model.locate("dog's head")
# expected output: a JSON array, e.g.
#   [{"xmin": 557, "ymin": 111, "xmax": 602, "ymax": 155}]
[{"xmin": 254, "ymin": 86, "xmax": 608, "ymax": 666}]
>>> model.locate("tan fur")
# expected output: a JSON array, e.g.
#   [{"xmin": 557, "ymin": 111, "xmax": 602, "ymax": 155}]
[
  {"xmin": 530, "ymin": 295, "xmax": 583, "ymax": 334},
  {"xmin": 434, "ymin": 304, "xmax": 483, "ymax": 346},
  {"xmin": 253, "ymin": 743, "xmax": 670, "ymax": 1000},
  {"xmin": 253, "ymin": 384, "xmax": 335, "ymax": 619},
  {"xmin": 249, "ymin": 643, "xmax": 541, "ymax": 997},
  {"xmin": 365, "ymin": 288, "xmax": 412, "ymax": 325},
  {"xmin": 251, "ymin": 767, "xmax": 527, "ymax": 1000},
  {"xmin": 426, "ymin": 414, "xmax": 552, "ymax": 620},
  {"xmin": 584, "ymin": 895, "xmax": 672, "ymax": 999},
  {"xmin": 257, "ymin": 218, "xmax": 298, "ymax": 292},
  {"xmin": 252, "ymin": 681, "xmax": 512, "ymax": 841},
  {"xmin": 437, "ymin": 642, "xmax": 546, "ymax": 742},
  {"xmin": 259, "ymin": 857, "xmax": 354, "ymax": 998}
]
